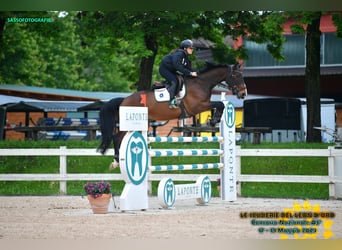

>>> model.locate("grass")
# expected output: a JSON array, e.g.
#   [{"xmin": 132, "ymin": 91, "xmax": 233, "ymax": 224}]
[
  {"xmin": 239, "ymin": 142, "xmax": 331, "ymax": 199},
  {"xmin": 0, "ymin": 139, "xmax": 333, "ymax": 199}
]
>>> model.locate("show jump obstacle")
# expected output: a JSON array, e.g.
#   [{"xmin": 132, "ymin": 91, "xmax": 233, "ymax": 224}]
[{"xmin": 118, "ymin": 95, "xmax": 236, "ymax": 211}]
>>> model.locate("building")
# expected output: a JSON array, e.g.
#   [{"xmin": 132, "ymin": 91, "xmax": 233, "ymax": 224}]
[
  {"xmin": 0, "ymin": 87, "xmax": 130, "ymax": 140},
  {"xmin": 240, "ymin": 13, "xmax": 342, "ymax": 113},
  {"xmin": 244, "ymin": 13, "xmax": 342, "ymax": 130}
]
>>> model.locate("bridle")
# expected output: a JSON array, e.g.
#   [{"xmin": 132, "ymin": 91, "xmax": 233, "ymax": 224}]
[
  {"xmin": 196, "ymin": 64, "xmax": 245, "ymax": 93},
  {"xmin": 226, "ymin": 65, "xmax": 247, "ymax": 96}
]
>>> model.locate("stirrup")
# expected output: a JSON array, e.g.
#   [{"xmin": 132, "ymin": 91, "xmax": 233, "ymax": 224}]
[{"xmin": 169, "ymin": 99, "xmax": 178, "ymax": 108}]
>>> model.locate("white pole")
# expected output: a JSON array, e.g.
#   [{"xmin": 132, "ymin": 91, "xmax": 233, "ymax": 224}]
[{"xmin": 220, "ymin": 95, "xmax": 237, "ymax": 201}]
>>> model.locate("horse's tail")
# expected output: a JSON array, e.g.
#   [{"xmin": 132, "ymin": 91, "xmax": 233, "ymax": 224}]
[{"xmin": 97, "ymin": 97, "xmax": 124, "ymax": 154}]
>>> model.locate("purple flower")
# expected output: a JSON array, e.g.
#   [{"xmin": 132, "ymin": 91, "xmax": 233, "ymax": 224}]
[{"xmin": 84, "ymin": 181, "xmax": 111, "ymax": 198}]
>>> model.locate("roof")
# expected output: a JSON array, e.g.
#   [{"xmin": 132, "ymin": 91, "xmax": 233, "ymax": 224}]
[
  {"xmin": 3, "ymin": 100, "xmax": 93, "ymax": 112},
  {"xmin": 243, "ymin": 65, "xmax": 342, "ymax": 78},
  {"xmin": 193, "ymin": 37, "xmax": 234, "ymax": 63},
  {"xmin": 0, "ymin": 94, "xmax": 38, "ymax": 106},
  {"xmin": 77, "ymin": 100, "xmax": 106, "ymax": 111},
  {"xmin": 0, "ymin": 85, "xmax": 130, "ymax": 101},
  {"xmin": 193, "ymin": 38, "xmax": 214, "ymax": 49},
  {"xmin": 0, "ymin": 93, "xmax": 99, "ymax": 112},
  {"xmin": 210, "ymin": 93, "xmax": 284, "ymax": 108}
]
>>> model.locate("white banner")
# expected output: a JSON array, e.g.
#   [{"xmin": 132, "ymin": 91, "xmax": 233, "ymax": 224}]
[{"xmin": 119, "ymin": 106, "xmax": 148, "ymax": 131}]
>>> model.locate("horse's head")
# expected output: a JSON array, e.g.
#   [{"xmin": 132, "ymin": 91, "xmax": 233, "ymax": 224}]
[
  {"xmin": 226, "ymin": 63, "xmax": 247, "ymax": 99},
  {"xmin": 196, "ymin": 62, "xmax": 247, "ymax": 99}
]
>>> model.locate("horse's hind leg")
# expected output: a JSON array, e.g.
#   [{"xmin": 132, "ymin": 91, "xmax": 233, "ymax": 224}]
[
  {"xmin": 209, "ymin": 101, "xmax": 225, "ymax": 126},
  {"xmin": 109, "ymin": 133, "xmax": 120, "ymax": 170},
  {"xmin": 109, "ymin": 131, "xmax": 126, "ymax": 170}
]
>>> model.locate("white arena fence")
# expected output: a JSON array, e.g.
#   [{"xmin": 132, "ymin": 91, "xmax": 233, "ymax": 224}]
[{"xmin": 0, "ymin": 146, "xmax": 341, "ymax": 198}]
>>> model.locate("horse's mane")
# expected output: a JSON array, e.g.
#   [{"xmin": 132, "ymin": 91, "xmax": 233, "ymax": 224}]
[{"xmin": 198, "ymin": 62, "xmax": 228, "ymax": 74}]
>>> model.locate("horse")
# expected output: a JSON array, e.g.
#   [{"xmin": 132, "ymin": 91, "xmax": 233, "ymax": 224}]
[{"xmin": 97, "ymin": 62, "xmax": 247, "ymax": 169}]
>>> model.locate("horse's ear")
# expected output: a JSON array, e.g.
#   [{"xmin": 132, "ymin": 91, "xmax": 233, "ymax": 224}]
[{"xmin": 233, "ymin": 62, "xmax": 243, "ymax": 70}]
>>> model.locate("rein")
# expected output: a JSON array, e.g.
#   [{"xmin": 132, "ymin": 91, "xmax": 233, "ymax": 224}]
[
  {"xmin": 196, "ymin": 65, "xmax": 234, "ymax": 90},
  {"xmin": 196, "ymin": 75, "xmax": 229, "ymax": 88}
]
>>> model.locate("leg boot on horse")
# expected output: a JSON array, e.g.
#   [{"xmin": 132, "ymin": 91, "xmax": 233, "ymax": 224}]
[{"xmin": 209, "ymin": 101, "xmax": 225, "ymax": 126}]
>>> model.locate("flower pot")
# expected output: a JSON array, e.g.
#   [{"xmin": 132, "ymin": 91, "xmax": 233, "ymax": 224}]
[{"xmin": 87, "ymin": 193, "xmax": 112, "ymax": 214}]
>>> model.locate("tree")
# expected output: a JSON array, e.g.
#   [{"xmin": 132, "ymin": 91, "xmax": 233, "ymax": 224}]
[
  {"xmin": 95, "ymin": 11, "xmax": 204, "ymax": 90},
  {"xmin": 287, "ymin": 11, "xmax": 342, "ymax": 142},
  {"xmin": 0, "ymin": 11, "xmax": 287, "ymax": 93},
  {"xmin": 73, "ymin": 11, "xmax": 139, "ymax": 92},
  {"xmin": 0, "ymin": 11, "xmax": 136, "ymax": 92},
  {"xmin": 94, "ymin": 11, "xmax": 287, "ymax": 91},
  {"xmin": 305, "ymin": 12, "xmax": 322, "ymax": 142},
  {"xmin": 0, "ymin": 11, "xmax": 83, "ymax": 87}
]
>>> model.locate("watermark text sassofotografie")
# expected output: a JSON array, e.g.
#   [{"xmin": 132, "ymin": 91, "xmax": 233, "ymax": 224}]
[{"xmin": 7, "ymin": 17, "xmax": 52, "ymax": 23}]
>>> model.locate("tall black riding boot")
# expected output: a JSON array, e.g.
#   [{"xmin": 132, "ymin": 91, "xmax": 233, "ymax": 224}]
[{"xmin": 167, "ymin": 82, "xmax": 178, "ymax": 108}]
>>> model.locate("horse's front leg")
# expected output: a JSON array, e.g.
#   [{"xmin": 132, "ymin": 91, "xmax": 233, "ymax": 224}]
[{"xmin": 209, "ymin": 101, "xmax": 225, "ymax": 126}]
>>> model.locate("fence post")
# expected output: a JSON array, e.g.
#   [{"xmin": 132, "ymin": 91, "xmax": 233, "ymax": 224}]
[
  {"xmin": 147, "ymin": 168, "xmax": 152, "ymax": 195},
  {"xmin": 327, "ymin": 146, "xmax": 335, "ymax": 198},
  {"xmin": 236, "ymin": 145, "xmax": 241, "ymax": 196},
  {"xmin": 331, "ymin": 145, "xmax": 342, "ymax": 199},
  {"xmin": 59, "ymin": 146, "xmax": 67, "ymax": 195}
]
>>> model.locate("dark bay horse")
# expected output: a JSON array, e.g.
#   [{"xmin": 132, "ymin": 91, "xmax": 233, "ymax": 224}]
[{"xmin": 98, "ymin": 62, "xmax": 247, "ymax": 169}]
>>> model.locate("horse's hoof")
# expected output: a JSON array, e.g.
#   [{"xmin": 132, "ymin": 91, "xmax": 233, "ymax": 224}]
[
  {"xmin": 209, "ymin": 120, "xmax": 216, "ymax": 126},
  {"xmin": 109, "ymin": 161, "xmax": 119, "ymax": 171}
]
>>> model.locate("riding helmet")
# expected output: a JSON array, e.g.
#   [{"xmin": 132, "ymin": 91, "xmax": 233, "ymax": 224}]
[{"xmin": 180, "ymin": 39, "xmax": 194, "ymax": 49}]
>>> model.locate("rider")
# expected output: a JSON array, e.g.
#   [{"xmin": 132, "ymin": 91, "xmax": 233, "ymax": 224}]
[{"xmin": 159, "ymin": 39, "xmax": 198, "ymax": 108}]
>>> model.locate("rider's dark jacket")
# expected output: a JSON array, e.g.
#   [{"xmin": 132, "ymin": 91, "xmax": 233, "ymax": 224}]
[{"xmin": 160, "ymin": 49, "xmax": 194, "ymax": 76}]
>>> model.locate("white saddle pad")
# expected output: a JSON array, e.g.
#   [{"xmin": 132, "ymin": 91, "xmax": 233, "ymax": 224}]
[
  {"xmin": 154, "ymin": 86, "xmax": 186, "ymax": 102},
  {"xmin": 154, "ymin": 88, "xmax": 170, "ymax": 102}
]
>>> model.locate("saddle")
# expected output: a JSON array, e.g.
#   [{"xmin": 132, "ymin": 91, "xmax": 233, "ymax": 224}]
[
  {"xmin": 152, "ymin": 75, "xmax": 186, "ymax": 102},
  {"xmin": 152, "ymin": 75, "xmax": 184, "ymax": 91}
]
